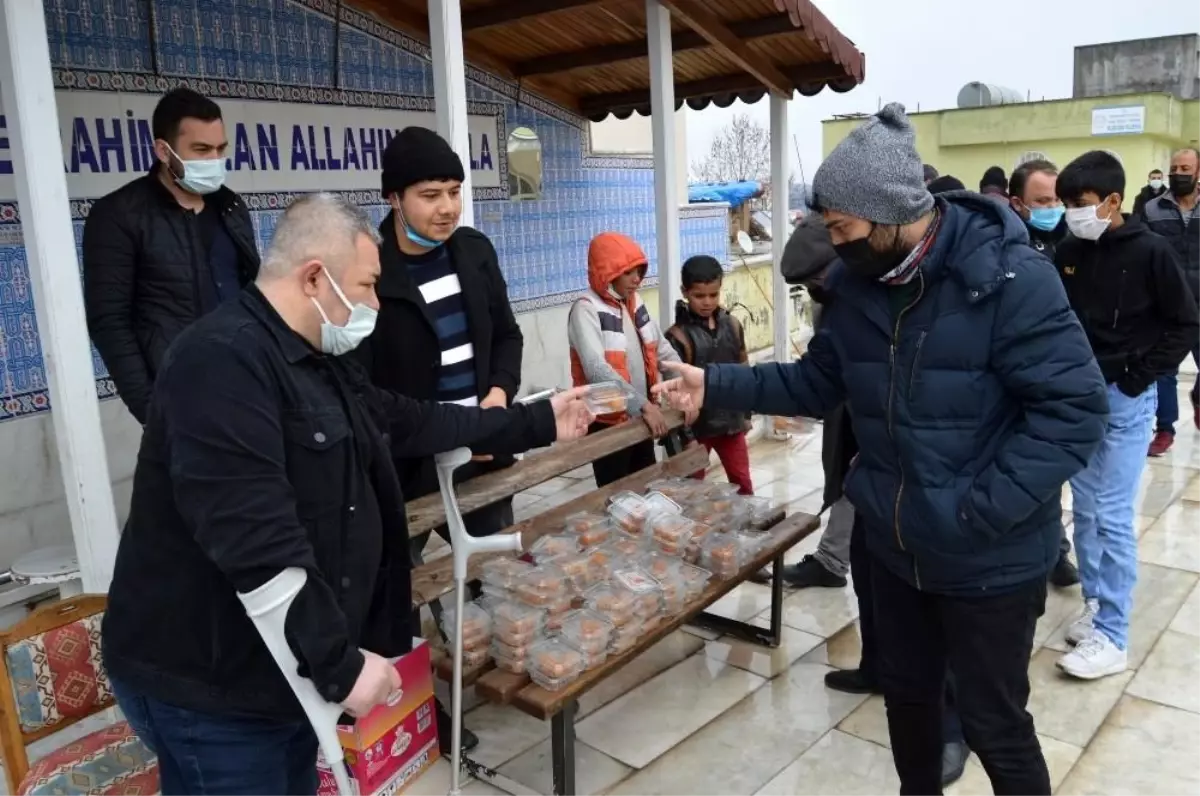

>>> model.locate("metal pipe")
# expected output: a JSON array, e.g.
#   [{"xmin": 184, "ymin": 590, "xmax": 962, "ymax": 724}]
[{"xmin": 0, "ymin": 570, "xmax": 12, "ymax": 587}]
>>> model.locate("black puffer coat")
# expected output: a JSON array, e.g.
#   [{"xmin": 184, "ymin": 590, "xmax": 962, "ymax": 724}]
[
  {"xmin": 82, "ymin": 170, "xmax": 259, "ymax": 423},
  {"xmin": 780, "ymin": 215, "xmax": 857, "ymax": 510}
]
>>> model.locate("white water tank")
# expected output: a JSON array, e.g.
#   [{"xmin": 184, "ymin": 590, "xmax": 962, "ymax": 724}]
[{"xmin": 956, "ymin": 82, "xmax": 1024, "ymax": 108}]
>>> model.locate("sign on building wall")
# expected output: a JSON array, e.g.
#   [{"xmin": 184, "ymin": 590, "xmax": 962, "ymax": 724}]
[
  {"xmin": 1091, "ymin": 105, "xmax": 1146, "ymax": 137},
  {"xmin": 0, "ymin": 89, "xmax": 501, "ymax": 201}
]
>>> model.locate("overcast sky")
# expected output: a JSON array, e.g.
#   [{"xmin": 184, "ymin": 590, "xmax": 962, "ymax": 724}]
[{"xmin": 683, "ymin": 0, "xmax": 1200, "ymax": 181}]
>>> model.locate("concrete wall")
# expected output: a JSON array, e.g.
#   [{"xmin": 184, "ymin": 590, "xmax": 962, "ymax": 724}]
[
  {"xmin": 1074, "ymin": 34, "xmax": 1200, "ymax": 101},
  {"xmin": 823, "ymin": 92, "xmax": 1199, "ymax": 211}
]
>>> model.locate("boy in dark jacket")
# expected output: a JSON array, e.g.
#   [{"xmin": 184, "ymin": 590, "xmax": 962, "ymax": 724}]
[
  {"xmin": 1053, "ymin": 151, "xmax": 1199, "ymax": 680},
  {"xmin": 665, "ymin": 256, "xmax": 753, "ymax": 494},
  {"xmin": 655, "ymin": 103, "xmax": 1108, "ymax": 795}
]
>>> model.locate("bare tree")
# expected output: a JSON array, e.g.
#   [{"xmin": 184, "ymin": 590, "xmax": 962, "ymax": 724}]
[{"xmin": 691, "ymin": 114, "xmax": 771, "ymax": 185}]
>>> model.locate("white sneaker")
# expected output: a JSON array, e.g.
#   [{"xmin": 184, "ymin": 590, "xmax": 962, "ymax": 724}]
[
  {"xmin": 1066, "ymin": 598, "xmax": 1100, "ymax": 646},
  {"xmin": 1057, "ymin": 632, "xmax": 1128, "ymax": 680}
]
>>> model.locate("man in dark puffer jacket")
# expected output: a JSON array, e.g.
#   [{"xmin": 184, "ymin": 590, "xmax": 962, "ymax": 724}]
[
  {"xmin": 83, "ymin": 88, "xmax": 260, "ymax": 424},
  {"xmin": 655, "ymin": 103, "xmax": 1107, "ymax": 795}
]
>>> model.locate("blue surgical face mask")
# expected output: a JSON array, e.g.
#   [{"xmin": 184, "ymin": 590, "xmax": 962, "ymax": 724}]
[
  {"xmin": 1028, "ymin": 205, "xmax": 1065, "ymax": 232},
  {"xmin": 311, "ymin": 266, "xmax": 378, "ymax": 355},
  {"xmin": 397, "ymin": 206, "xmax": 445, "ymax": 249},
  {"xmin": 166, "ymin": 144, "xmax": 225, "ymax": 195}
]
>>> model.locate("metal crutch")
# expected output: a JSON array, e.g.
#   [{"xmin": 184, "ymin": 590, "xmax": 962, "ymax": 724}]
[{"xmin": 434, "ymin": 447, "xmax": 524, "ymax": 796}]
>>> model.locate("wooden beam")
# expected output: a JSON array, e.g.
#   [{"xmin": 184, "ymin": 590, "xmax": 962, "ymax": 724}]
[
  {"xmin": 657, "ymin": 0, "xmax": 792, "ymax": 98},
  {"xmin": 348, "ymin": 0, "xmax": 583, "ymax": 111},
  {"xmin": 514, "ymin": 13, "xmax": 797, "ymax": 77},
  {"xmin": 577, "ymin": 61, "xmax": 847, "ymax": 117},
  {"xmin": 462, "ymin": 0, "xmax": 604, "ymax": 32}
]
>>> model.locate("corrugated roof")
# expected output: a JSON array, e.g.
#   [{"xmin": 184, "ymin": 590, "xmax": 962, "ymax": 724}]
[{"xmin": 352, "ymin": 0, "xmax": 865, "ymax": 119}]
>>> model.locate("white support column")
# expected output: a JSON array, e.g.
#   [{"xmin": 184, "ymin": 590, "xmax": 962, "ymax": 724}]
[
  {"xmin": 647, "ymin": 0, "xmax": 680, "ymax": 324},
  {"xmin": 428, "ymin": 0, "xmax": 475, "ymax": 228},
  {"xmin": 0, "ymin": 0, "xmax": 120, "ymax": 593},
  {"xmin": 769, "ymin": 94, "xmax": 791, "ymax": 363}
]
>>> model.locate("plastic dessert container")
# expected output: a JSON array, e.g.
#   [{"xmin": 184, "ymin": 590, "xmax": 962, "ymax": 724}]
[
  {"xmin": 480, "ymin": 557, "xmax": 535, "ymax": 591},
  {"xmin": 646, "ymin": 514, "xmax": 696, "ymax": 556},
  {"xmin": 607, "ymin": 492, "xmax": 649, "ymax": 535},
  {"xmin": 528, "ymin": 639, "xmax": 587, "ymax": 691},
  {"xmin": 580, "ymin": 381, "xmax": 638, "ymax": 415},
  {"xmin": 679, "ymin": 562, "xmax": 713, "ymax": 599},
  {"xmin": 583, "ymin": 583, "xmax": 637, "ymax": 627},
  {"xmin": 512, "ymin": 564, "xmax": 570, "ymax": 607},
  {"xmin": 490, "ymin": 601, "xmax": 546, "ymax": 646},
  {"xmin": 558, "ymin": 609, "xmax": 614, "ymax": 654},
  {"xmin": 529, "ymin": 534, "xmax": 581, "ymax": 562},
  {"xmin": 444, "ymin": 602, "xmax": 492, "ymax": 649}
]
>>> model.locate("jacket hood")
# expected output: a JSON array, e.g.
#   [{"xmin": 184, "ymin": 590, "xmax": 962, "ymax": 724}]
[
  {"xmin": 588, "ymin": 232, "xmax": 648, "ymax": 299},
  {"xmin": 781, "ymin": 214, "xmax": 839, "ymax": 286},
  {"xmin": 921, "ymin": 191, "xmax": 1031, "ymax": 291}
]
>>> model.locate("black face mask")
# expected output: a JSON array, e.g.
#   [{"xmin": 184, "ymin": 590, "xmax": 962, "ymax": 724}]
[
  {"xmin": 1169, "ymin": 173, "xmax": 1198, "ymax": 197},
  {"xmin": 807, "ymin": 284, "xmax": 831, "ymax": 306},
  {"xmin": 833, "ymin": 226, "xmax": 910, "ymax": 280}
]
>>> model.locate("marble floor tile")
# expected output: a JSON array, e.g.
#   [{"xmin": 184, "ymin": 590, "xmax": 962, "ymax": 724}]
[
  {"xmin": 1168, "ymin": 580, "xmax": 1200, "ymax": 637},
  {"xmin": 704, "ymin": 625, "xmax": 824, "ymax": 678},
  {"xmin": 463, "ymin": 702, "xmax": 551, "ymax": 769},
  {"xmin": 1026, "ymin": 647, "xmax": 1134, "ymax": 748},
  {"xmin": 498, "ymin": 739, "xmax": 631, "ymax": 796},
  {"xmin": 405, "ymin": 760, "xmax": 509, "ymax": 796},
  {"xmin": 610, "ymin": 663, "xmax": 868, "ymax": 796},
  {"xmin": 1139, "ymin": 503, "xmax": 1200, "ymax": 573},
  {"xmin": 767, "ymin": 580, "xmax": 859, "ymax": 638},
  {"xmin": 753, "ymin": 478, "xmax": 822, "ymax": 508},
  {"xmin": 576, "ymin": 654, "xmax": 766, "ymax": 769},
  {"xmin": 945, "ymin": 734, "xmax": 1082, "ymax": 796},
  {"xmin": 706, "ymin": 582, "xmax": 776, "ymax": 622},
  {"xmin": 1057, "ymin": 695, "xmax": 1200, "ymax": 796},
  {"xmin": 799, "ymin": 621, "xmax": 864, "ymax": 670},
  {"xmin": 1182, "ymin": 472, "xmax": 1200, "ymax": 503},
  {"xmin": 754, "ymin": 729, "xmax": 900, "ymax": 795},
  {"xmin": 1126, "ymin": 629, "xmax": 1200, "ymax": 713},
  {"xmin": 577, "ymin": 632, "xmax": 704, "ymax": 718},
  {"xmin": 1137, "ymin": 463, "xmax": 1192, "ymax": 517},
  {"xmin": 1042, "ymin": 562, "xmax": 1196, "ymax": 668},
  {"xmin": 838, "ymin": 694, "xmax": 889, "ymax": 747},
  {"xmin": 785, "ymin": 486, "xmax": 828, "ymax": 515}
]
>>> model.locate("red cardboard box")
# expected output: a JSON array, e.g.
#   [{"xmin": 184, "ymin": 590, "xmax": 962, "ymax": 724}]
[{"xmin": 317, "ymin": 639, "xmax": 440, "ymax": 795}]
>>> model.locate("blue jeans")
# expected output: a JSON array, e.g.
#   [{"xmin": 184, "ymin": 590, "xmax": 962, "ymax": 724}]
[
  {"xmin": 1070, "ymin": 382, "xmax": 1156, "ymax": 650},
  {"xmin": 1154, "ymin": 347, "xmax": 1200, "ymax": 434},
  {"xmin": 112, "ymin": 677, "xmax": 320, "ymax": 795}
]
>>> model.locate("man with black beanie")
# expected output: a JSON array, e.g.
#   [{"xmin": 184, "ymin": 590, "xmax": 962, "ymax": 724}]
[{"xmin": 353, "ymin": 126, "xmax": 523, "ymax": 755}]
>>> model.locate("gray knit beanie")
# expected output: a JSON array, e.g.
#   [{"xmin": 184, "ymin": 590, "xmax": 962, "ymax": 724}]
[{"xmin": 811, "ymin": 102, "xmax": 933, "ymax": 225}]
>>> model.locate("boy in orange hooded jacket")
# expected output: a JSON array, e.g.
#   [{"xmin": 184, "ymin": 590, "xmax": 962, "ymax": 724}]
[{"xmin": 568, "ymin": 232, "xmax": 682, "ymax": 485}]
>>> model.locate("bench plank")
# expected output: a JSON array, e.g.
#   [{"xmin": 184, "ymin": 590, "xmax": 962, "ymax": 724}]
[
  {"xmin": 475, "ymin": 668, "xmax": 532, "ymax": 705},
  {"xmin": 406, "ymin": 410, "xmax": 685, "ymax": 536},
  {"xmin": 510, "ymin": 510, "xmax": 821, "ymax": 720},
  {"xmin": 410, "ymin": 444, "xmax": 712, "ymax": 608}
]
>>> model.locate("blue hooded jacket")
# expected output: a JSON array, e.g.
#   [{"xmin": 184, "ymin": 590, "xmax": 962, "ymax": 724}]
[{"xmin": 707, "ymin": 193, "xmax": 1108, "ymax": 594}]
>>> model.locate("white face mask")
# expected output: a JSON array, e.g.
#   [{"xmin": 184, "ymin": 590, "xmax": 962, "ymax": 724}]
[
  {"xmin": 1065, "ymin": 204, "xmax": 1112, "ymax": 241},
  {"xmin": 165, "ymin": 143, "xmax": 226, "ymax": 195},
  {"xmin": 1149, "ymin": 178, "xmax": 1164, "ymax": 191},
  {"xmin": 311, "ymin": 266, "xmax": 377, "ymax": 355}
]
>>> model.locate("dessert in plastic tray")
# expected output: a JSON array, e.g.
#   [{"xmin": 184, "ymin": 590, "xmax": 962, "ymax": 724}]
[
  {"xmin": 607, "ymin": 536, "xmax": 649, "ymax": 559},
  {"xmin": 563, "ymin": 513, "xmax": 614, "ymax": 548},
  {"xmin": 573, "ymin": 644, "xmax": 608, "ymax": 671},
  {"xmin": 653, "ymin": 568, "xmax": 687, "ymax": 613},
  {"xmin": 552, "ymin": 552, "xmax": 604, "ymax": 593},
  {"xmin": 736, "ymin": 529, "xmax": 771, "ymax": 557},
  {"xmin": 612, "ymin": 567, "xmax": 662, "ymax": 594},
  {"xmin": 443, "ymin": 602, "xmax": 492, "ymax": 648},
  {"xmin": 458, "ymin": 644, "xmax": 490, "ymax": 669},
  {"xmin": 489, "ymin": 601, "xmax": 546, "ymax": 646},
  {"xmin": 679, "ymin": 562, "xmax": 713, "ymax": 598},
  {"xmin": 646, "ymin": 514, "xmax": 696, "ymax": 556},
  {"xmin": 512, "ymin": 564, "xmax": 570, "ymax": 606},
  {"xmin": 639, "ymin": 551, "xmax": 683, "ymax": 581},
  {"xmin": 480, "ymin": 557, "xmax": 535, "ymax": 590},
  {"xmin": 583, "ymin": 583, "xmax": 637, "ymax": 626},
  {"xmin": 558, "ymin": 609, "xmax": 614, "ymax": 654},
  {"xmin": 490, "ymin": 646, "xmax": 527, "ymax": 674},
  {"xmin": 609, "ymin": 618, "xmax": 644, "ymax": 654},
  {"xmin": 641, "ymin": 491, "xmax": 682, "ymax": 521},
  {"xmin": 742, "ymin": 496, "xmax": 775, "ymax": 524},
  {"xmin": 644, "ymin": 477, "xmax": 707, "ymax": 503},
  {"xmin": 700, "ymin": 534, "xmax": 745, "ymax": 578},
  {"xmin": 580, "ymin": 380, "xmax": 638, "ymax": 416},
  {"xmin": 528, "ymin": 639, "xmax": 587, "ymax": 691},
  {"xmin": 529, "ymin": 534, "xmax": 581, "ymax": 562},
  {"xmin": 607, "ymin": 492, "xmax": 649, "ymax": 535}
]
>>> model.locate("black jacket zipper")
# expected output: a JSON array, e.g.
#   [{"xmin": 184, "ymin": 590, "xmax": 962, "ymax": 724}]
[{"xmin": 886, "ymin": 273, "xmax": 926, "ymax": 590}]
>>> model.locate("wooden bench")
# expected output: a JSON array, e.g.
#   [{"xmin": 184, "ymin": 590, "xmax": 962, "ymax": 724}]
[{"xmin": 407, "ymin": 414, "xmax": 820, "ymax": 796}]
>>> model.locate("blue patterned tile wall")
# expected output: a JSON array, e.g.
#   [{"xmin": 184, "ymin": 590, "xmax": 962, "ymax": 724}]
[{"xmin": 0, "ymin": 0, "xmax": 727, "ymax": 421}]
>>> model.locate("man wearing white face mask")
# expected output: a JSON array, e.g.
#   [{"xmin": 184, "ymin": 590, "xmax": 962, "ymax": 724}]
[
  {"xmin": 101, "ymin": 193, "xmax": 593, "ymax": 795},
  {"xmin": 1052, "ymin": 151, "xmax": 1198, "ymax": 680},
  {"xmin": 83, "ymin": 88, "xmax": 259, "ymax": 424}
]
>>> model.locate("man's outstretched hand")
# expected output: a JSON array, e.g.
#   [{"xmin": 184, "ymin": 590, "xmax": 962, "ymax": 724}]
[
  {"xmin": 652, "ymin": 361, "xmax": 707, "ymax": 418},
  {"xmin": 550, "ymin": 387, "xmax": 595, "ymax": 441}
]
